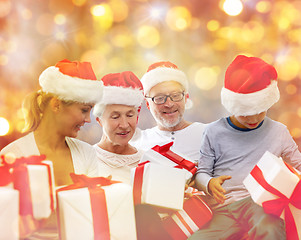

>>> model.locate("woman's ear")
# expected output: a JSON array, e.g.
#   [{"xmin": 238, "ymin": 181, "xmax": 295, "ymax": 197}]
[
  {"xmin": 49, "ymin": 97, "xmax": 61, "ymax": 112},
  {"xmin": 96, "ymin": 117, "xmax": 103, "ymax": 127}
]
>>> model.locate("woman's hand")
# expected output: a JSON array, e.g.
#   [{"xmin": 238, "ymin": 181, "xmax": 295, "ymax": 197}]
[{"xmin": 208, "ymin": 175, "xmax": 231, "ymax": 204}]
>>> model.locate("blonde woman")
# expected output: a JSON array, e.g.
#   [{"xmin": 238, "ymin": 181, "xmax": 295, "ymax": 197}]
[{"xmin": 1, "ymin": 59, "xmax": 103, "ymax": 239}]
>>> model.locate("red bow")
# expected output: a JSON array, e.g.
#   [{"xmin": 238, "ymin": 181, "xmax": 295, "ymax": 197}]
[
  {"xmin": 152, "ymin": 142, "xmax": 197, "ymax": 175},
  {"xmin": 250, "ymin": 164, "xmax": 301, "ymax": 240}
]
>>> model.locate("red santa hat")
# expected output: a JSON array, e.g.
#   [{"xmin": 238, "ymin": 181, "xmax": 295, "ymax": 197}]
[
  {"xmin": 39, "ymin": 59, "xmax": 103, "ymax": 104},
  {"xmin": 141, "ymin": 61, "xmax": 192, "ymax": 108},
  {"xmin": 93, "ymin": 71, "xmax": 144, "ymax": 117},
  {"xmin": 221, "ymin": 55, "xmax": 280, "ymax": 116}
]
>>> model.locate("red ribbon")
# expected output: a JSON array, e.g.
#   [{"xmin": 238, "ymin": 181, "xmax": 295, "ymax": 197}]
[
  {"xmin": 57, "ymin": 173, "xmax": 120, "ymax": 240},
  {"xmin": 250, "ymin": 164, "xmax": 301, "ymax": 240},
  {"xmin": 132, "ymin": 161, "xmax": 149, "ymax": 205},
  {"xmin": 0, "ymin": 154, "xmax": 54, "ymax": 217},
  {"xmin": 152, "ymin": 142, "xmax": 197, "ymax": 175}
]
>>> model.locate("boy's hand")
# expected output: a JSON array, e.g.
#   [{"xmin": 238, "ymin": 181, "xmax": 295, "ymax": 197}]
[{"xmin": 208, "ymin": 175, "xmax": 232, "ymax": 204}]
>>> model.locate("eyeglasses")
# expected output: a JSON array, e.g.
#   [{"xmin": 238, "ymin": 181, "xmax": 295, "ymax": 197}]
[{"xmin": 146, "ymin": 91, "xmax": 185, "ymax": 105}]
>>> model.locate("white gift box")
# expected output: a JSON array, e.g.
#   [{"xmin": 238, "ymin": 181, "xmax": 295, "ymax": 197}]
[
  {"xmin": 57, "ymin": 182, "xmax": 137, "ymax": 240},
  {"xmin": 140, "ymin": 142, "xmax": 196, "ymax": 181},
  {"xmin": 243, "ymin": 151, "xmax": 301, "ymax": 239},
  {"xmin": 0, "ymin": 187, "xmax": 19, "ymax": 240},
  {"xmin": 25, "ymin": 160, "xmax": 56, "ymax": 219},
  {"xmin": 131, "ymin": 162, "xmax": 187, "ymax": 210}
]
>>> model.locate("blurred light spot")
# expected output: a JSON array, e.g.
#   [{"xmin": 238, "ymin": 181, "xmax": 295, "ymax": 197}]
[
  {"xmin": 285, "ymin": 84, "xmax": 297, "ymax": 95},
  {"xmin": 150, "ymin": 6, "xmax": 165, "ymax": 20},
  {"xmin": 91, "ymin": 4, "xmax": 107, "ymax": 16},
  {"xmin": 0, "ymin": 0, "xmax": 11, "ymax": 18},
  {"xmin": 195, "ymin": 67, "xmax": 219, "ymax": 90},
  {"xmin": 0, "ymin": 55, "xmax": 8, "ymax": 66},
  {"xmin": 207, "ymin": 20, "xmax": 220, "ymax": 32},
  {"xmin": 166, "ymin": 6, "xmax": 191, "ymax": 31},
  {"xmin": 16, "ymin": 120, "xmax": 25, "ymax": 133},
  {"xmin": 241, "ymin": 21, "xmax": 265, "ymax": 43},
  {"xmin": 81, "ymin": 50, "xmax": 107, "ymax": 76},
  {"xmin": 54, "ymin": 14, "xmax": 66, "ymax": 25},
  {"xmin": 223, "ymin": 0, "xmax": 243, "ymax": 16},
  {"xmin": 137, "ymin": 25, "xmax": 160, "ymax": 48},
  {"xmin": 278, "ymin": 17, "xmax": 290, "ymax": 30},
  {"xmin": 298, "ymin": 108, "xmax": 301, "ymax": 118},
  {"xmin": 256, "ymin": 1, "xmax": 272, "ymax": 13},
  {"xmin": 292, "ymin": 128, "xmax": 301, "ymax": 138},
  {"xmin": 277, "ymin": 57, "xmax": 300, "ymax": 81},
  {"xmin": 111, "ymin": 27, "xmax": 133, "ymax": 48},
  {"xmin": 212, "ymin": 39, "xmax": 228, "ymax": 51},
  {"xmin": 21, "ymin": 8, "xmax": 32, "ymax": 20},
  {"xmin": 55, "ymin": 31, "xmax": 66, "ymax": 41},
  {"xmin": 109, "ymin": 0, "xmax": 128, "ymax": 22},
  {"xmin": 72, "ymin": 0, "xmax": 86, "ymax": 7},
  {"xmin": 91, "ymin": 4, "xmax": 113, "ymax": 30},
  {"xmin": 36, "ymin": 14, "xmax": 54, "ymax": 36},
  {"xmin": 0, "ymin": 117, "xmax": 10, "ymax": 136}
]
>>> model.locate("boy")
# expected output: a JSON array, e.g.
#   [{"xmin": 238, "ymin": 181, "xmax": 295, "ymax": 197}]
[{"xmin": 189, "ymin": 55, "xmax": 301, "ymax": 240}]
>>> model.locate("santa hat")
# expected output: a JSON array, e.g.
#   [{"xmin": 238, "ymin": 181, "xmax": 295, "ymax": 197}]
[
  {"xmin": 93, "ymin": 71, "xmax": 144, "ymax": 117},
  {"xmin": 221, "ymin": 55, "xmax": 280, "ymax": 116},
  {"xmin": 39, "ymin": 59, "xmax": 103, "ymax": 104},
  {"xmin": 141, "ymin": 61, "xmax": 192, "ymax": 108}
]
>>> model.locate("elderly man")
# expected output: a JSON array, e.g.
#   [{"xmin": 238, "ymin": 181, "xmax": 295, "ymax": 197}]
[{"xmin": 130, "ymin": 61, "xmax": 206, "ymax": 163}]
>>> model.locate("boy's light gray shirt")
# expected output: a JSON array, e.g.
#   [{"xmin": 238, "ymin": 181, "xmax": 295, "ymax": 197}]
[{"xmin": 196, "ymin": 117, "xmax": 301, "ymax": 207}]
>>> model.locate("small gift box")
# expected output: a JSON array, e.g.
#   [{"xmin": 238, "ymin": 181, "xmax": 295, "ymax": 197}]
[
  {"xmin": 57, "ymin": 173, "xmax": 137, "ymax": 240},
  {"xmin": 162, "ymin": 195, "xmax": 212, "ymax": 240},
  {"xmin": 243, "ymin": 151, "xmax": 301, "ymax": 240},
  {"xmin": 0, "ymin": 187, "xmax": 19, "ymax": 240},
  {"xmin": 132, "ymin": 161, "xmax": 187, "ymax": 210},
  {"xmin": 0, "ymin": 154, "xmax": 56, "ymax": 220},
  {"xmin": 140, "ymin": 142, "xmax": 197, "ymax": 181}
]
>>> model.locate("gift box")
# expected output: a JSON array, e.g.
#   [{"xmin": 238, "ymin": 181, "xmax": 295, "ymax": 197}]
[
  {"xmin": 0, "ymin": 187, "xmax": 19, "ymax": 240},
  {"xmin": 162, "ymin": 195, "xmax": 212, "ymax": 240},
  {"xmin": 1, "ymin": 155, "xmax": 56, "ymax": 220},
  {"xmin": 243, "ymin": 151, "xmax": 301, "ymax": 240},
  {"xmin": 140, "ymin": 142, "xmax": 197, "ymax": 181},
  {"xmin": 57, "ymin": 173, "xmax": 137, "ymax": 240},
  {"xmin": 132, "ymin": 161, "xmax": 186, "ymax": 210}
]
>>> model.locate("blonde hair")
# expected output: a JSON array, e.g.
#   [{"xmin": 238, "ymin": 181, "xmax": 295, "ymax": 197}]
[{"xmin": 22, "ymin": 91, "xmax": 52, "ymax": 132}]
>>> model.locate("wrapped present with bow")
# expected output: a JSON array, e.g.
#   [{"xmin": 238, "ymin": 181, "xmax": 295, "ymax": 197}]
[
  {"xmin": 57, "ymin": 173, "xmax": 137, "ymax": 240},
  {"xmin": 140, "ymin": 142, "xmax": 197, "ymax": 181},
  {"xmin": 243, "ymin": 151, "xmax": 301, "ymax": 240},
  {"xmin": 162, "ymin": 195, "xmax": 212, "ymax": 240},
  {"xmin": 131, "ymin": 161, "xmax": 187, "ymax": 210},
  {"xmin": 0, "ymin": 161, "xmax": 20, "ymax": 240},
  {"xmin": 0, "ymin": 154, "xmax": 56, "ymax": 238}
]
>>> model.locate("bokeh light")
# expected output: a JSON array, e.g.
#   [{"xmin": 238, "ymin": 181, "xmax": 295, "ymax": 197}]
[
  {"xmin": 0, "ymin": 117, "xmax": 10, "ymax": 136},
  {"xmin": 222, "ymin": 0, "xmax": 243, "ymax": 16}
]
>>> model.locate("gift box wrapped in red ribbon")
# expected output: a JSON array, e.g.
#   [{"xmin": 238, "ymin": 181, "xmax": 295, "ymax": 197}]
[
  {"xmin": 1, "ymin": 154, "xmax": 56, "ymax": 238},
  {"xmin": 57, "ymin": 173, "xmax": 137, "ymax": 240},
  {"xmin": 243, "ymin": 151, "xmax": 301, "ymax": 240},
  {"xmin": 131, "ymin": 161, "xmax": 187, "ymax": 211},
  {"xmin": 140, "ymin": 142, "xmax": 197, "ymax": 181},
  {"xmin": 162, "ymin": 195, "xmax": 212, "ymax": 240}
]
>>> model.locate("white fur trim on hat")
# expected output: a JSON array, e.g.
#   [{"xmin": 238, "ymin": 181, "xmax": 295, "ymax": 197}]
[
  {"xmin": 141, "ymin": 67, "xmax": 188, "ymax": 95},
  {"xmin": 39, "ymin": 66, "xmax": 103, "ymax": 104},
  {"xmin": 93, "ymin": 86, "xmax": 144, "ymax": 117},
  {"xmin": 221, "ymin": 80, "xmax": 280, "ymax": 116}
]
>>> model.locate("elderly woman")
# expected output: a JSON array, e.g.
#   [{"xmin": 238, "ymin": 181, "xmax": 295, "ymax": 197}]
[
  {"xmin": 93, "ymin": 71, "xmax": 172, "ymax": 240},
  {"xmin": 92, "ymin": 71, "xmax": 145, "ymax": 184},
  {"xmin": 0, "ymin": 59, "xmax": 103, "ymax": 239}
]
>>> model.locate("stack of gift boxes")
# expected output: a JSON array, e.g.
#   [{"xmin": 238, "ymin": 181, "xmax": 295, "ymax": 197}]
[{"xmin": 0, "ymin": 142, "xmax": 215, "ymax": 240}]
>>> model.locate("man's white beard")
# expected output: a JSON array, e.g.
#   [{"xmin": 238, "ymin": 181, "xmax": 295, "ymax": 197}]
[{"xmin": 151, "ymin": 110, "xmax": 183, "ymax": 130}]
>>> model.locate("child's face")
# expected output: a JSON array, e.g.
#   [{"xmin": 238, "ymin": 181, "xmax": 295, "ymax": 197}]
[{"xmin": 231, "ymin": 111, "xmax": 267, "ymax": 129}]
